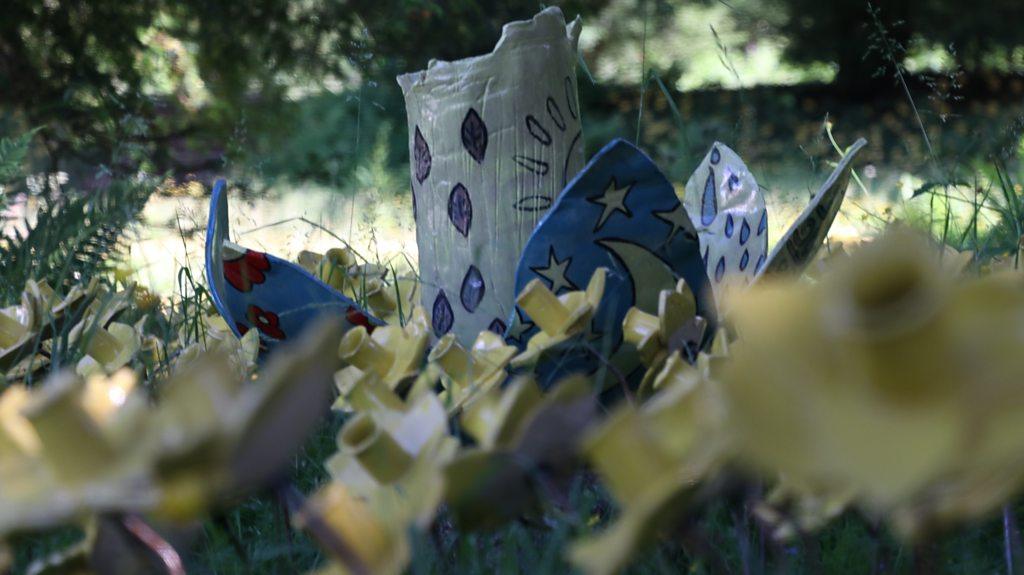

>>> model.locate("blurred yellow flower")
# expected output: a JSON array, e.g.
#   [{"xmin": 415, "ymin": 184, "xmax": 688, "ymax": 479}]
[{"xmin": 721, "ymin": 229, "xmax": 1024, "ymax": 535}]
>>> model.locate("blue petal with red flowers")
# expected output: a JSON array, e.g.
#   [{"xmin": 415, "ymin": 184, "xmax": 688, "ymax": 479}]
[{"xmin": 205, "ymin": 180, "xmax": 382, "ymax": 353}]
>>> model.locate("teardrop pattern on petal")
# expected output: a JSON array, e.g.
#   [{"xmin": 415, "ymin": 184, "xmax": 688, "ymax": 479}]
[
  {"xmin": 756, "ymin": 253, "xmax": 766, "ymax": 272},
  {"xmin": 758, "ymin": 209, "xmax": 768, "ymax": 236},
  {"xmin": 448, "ymin": 183, "xmax": 473, "ymax": 237},
  {"xmin": 413, "ymin": 126, "xmax": 431, "ymax": 184},
  {"xmin": 432, "ymin": 291, "xmax": 454, "ymax": 337},
  {"xmin": 715, "ymin": 257, "xmax": 726, "ymax": 282},
  {"xmin": 710, "ymin": 146, "xmax": 721, "ymax": 165},
  {"xmin": 740, "ymin": 218, "xmax": 751, "ymax": 245},
  {"xmin": 740, "ymin": 249, "xmax": 750, "ymax": 271},
  {"xmin": 725, "ymin": 214, "xmax": 734, "ymax": 238},
  {"xmin": 701, "ymin": 171, "xmax": 718, "ymax": 226},
  {"xmin": 459, "ymin": 265, "xmax": 485, "ymax": 312},
  {"xmin": 461, "ymin": 108, "xmax": 488, "ymax": 164}
]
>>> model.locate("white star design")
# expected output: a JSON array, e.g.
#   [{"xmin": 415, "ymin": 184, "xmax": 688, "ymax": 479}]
[
  {"xmin": 507, "ymin": 307, "xmax": 535, "ymax": 344},
  {"xmin": 653, "ymin": 202, "xmax": 697, "ymax": 245},
  {"xmin": 530, "ymin": 247, "xmax": 578, "ymax": 295},
  {"xmin": 587, "ymin": 177, "xmax": 634, "ymax": 231}
]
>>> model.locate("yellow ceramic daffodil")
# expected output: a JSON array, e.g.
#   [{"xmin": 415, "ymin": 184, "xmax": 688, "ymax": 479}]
[
  {"xmin": 721, "ymin": 228, "xmax": 1024, "ymax": 537},
  {"xmin": 150, "ymin": 317, "xmax": 343, "ymax": 519},
  {"xmin": 444, "ymin": 375, "xmax": 597, "ymax": 530},
  {"xmin": 335, "ymin": 306, "xmax": 430, "ymax": 398},
  {"xmin": 317, "ymin": 247, "xmax": 359, "ymax": 293},
  {"xmin": 753, "ymin": 479, "xmax": 856, "ymax": 541},
  {"xmin": 0, "ymin": 370, "xmax": 158, "ymax": 537},
  {"xmin": 74, "ymin": 322, "xmax": 141, "ymax": 378},
  {"xmin": 428, "ymin": 330, "xmax": 516, "ymax": 413},
  {"xmin": 570, "ymin": 349, "xmax": 729, "ymax": 575},
  {"xmin": 173, "ymin": 313, "xmax": 259, "ymax": 380},
  {"xmin": 0, "ymin": 290, "xmax": 39, "ymax": 373},
  {"xmin": 620, "ymin": 278, "xmax": 708, "ymax": 397},
  {"xmin": 510, "ymin": 268, "xmax": 607, "ymax": 370},
  {"xmin": 26, "ymin": 278, "xmax": 98, "ymax": 335},
  {"xmin": 296, "ymin": 482, "xmax": 410, "ymax": 575},
  {"xmin": 308, "ymin": 379, "xmax": 457, "ymax": 575}
]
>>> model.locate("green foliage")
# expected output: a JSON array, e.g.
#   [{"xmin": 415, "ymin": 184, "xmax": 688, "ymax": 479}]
[
  {"xmin": 773, "ymin": 0, "xmax": 1024, "ymax": 89},
  {"xmin": 0, "ymin": 177, "xmax": 153, "ymax": 306},
  {"xmin": 0, "ymin": 129, "xmax": 37, "ymax": 186},
  {"xmin": 0, "ymin": 0, "xmax": 607, "ymax": 171}
]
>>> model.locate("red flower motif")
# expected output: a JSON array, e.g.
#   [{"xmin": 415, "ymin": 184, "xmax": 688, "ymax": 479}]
[
  {"xmin": 246, "ymin": 305, "xmax": 286, "ymax": 340},
  {"xmin": 346, "ymin": 307, "xmax": 376, "ymax": 334},
  {"xmin": 224, "ymin": 250, "xmax": 271, "ymax": 293}
]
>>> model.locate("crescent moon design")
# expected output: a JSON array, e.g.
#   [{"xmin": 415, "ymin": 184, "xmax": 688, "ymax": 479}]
[
  {"xmin": 597, "ymin": 239, "xmax": 678, "ymax": 314},
  {"xmin": 595, "ymin": 238, "xmax": 679, "ymax": 379}
]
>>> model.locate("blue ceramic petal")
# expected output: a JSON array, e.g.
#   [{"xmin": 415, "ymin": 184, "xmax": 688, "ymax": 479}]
[
  {"xmin": 205, "ymin": 180, "xmax": 381, "ymax": 352},
  {"xmin": 508, "ymin": 139, "xmax": 716, "ymax": 381}
]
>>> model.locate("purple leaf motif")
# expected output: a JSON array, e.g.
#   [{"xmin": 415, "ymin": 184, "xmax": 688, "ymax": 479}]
[
  {"xmin": 461, "ymin": 108, "xmax": 488, "ymax": 164},
  {"xmin": 414, "ymin": 126, "xmax": 431, "ymax": 184},
  {"xmin": 448, "ymin": 183, "xmax": 472, "ymax": 237},
  {"xmin": 432, "ymin": 291, "xmax": 454, "ymax": 336},
  {"xmin": 460, "ymin": 265, "xmax": 485, "ymax": 312}
]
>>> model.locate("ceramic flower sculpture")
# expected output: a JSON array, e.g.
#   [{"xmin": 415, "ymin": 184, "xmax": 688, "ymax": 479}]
[
  {"xmin": 721, "ymin": 229, "xmax": 1024, "ymax": 536},
  {"xmin": 398, "ymin": 7, "xmax": 586, "ymax": 344},
  {"xmin": 509, "ymin": 138, "xmax": 715, "ymax": 383},
  {"xmin": 684, "ymin": 143, "xmax": 769, "ymax": 293},
  {"xmin": 684, "ymin": 139, "xmax": 867, "ymax": 301},
  {"xmin": 205, "ymin": 180, "xmax": 382, "ymax": 352}
]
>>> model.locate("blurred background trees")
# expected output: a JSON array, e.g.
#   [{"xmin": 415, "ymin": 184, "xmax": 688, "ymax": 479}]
[{"xmin": 0, "ymin": 0, "xmax": 1022, "ymax": 186}]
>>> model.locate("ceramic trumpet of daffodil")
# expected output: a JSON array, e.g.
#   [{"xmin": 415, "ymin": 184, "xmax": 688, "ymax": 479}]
[
  {"xmin": 333, "ymin": 307, "xmax": 431, "ymax": 406},
  {"xmin": 570, "ymin": 345, "xmax": 730, "ymax": 575},
  {"xmin": 510, "ymin": 268, "xmax": 607, "ymax": 370},
  {"xmin": 444, "ymin": 375, "xmax": 598, "ymax": 530},
  {"xmin": 721, "ymin": 229, "xmax": 1024, "ymax": 538},
  {"xmin": 427, "ymin": 330, "xmax": 517, "ymax": 413}
]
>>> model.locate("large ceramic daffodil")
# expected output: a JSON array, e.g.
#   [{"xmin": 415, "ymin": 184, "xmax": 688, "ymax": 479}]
[
  {"xmin": 570, "ymin": 344, "xmax": 730, "ymax": 575},
  {"xmin": 427, "ymin": 329, "xmax": 516, "ymax": 413},
  {"xmin": 334, "ymin": 307, "xmax": 431, "ymax": 403},
  {"xmin": 721, "ymin": 229, "xmax": 1024, "ymax": 537},
  {"xmin": 148, "ymin": 317, "xmax": 343, "ymax": 518},
  {"xmin": 0, "ymin": 316, "xmax": 343, "ymax": 537},
  {"xmin": 301, "ymin": 389, "xmax": 457, "ymax": 575},
  {"xmin": 510, "ymin": 268, "xmax": 607, "ymax": 370}
]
